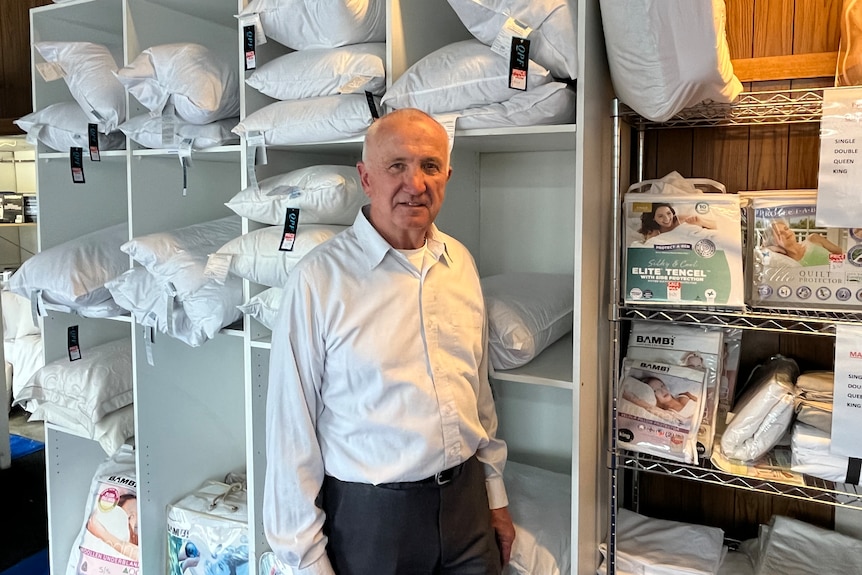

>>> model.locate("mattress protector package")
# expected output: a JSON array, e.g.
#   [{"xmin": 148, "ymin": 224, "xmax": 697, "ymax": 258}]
[
  {"xmin": 623, "ymin": 172, "xmax": 744, "ymax": 308},
  {"xmin": 744, "ymin": 191, "xmax": 862, "ymax": 310},
  {"xmin": 617, "ymin": 358, "xmax": 708, "ymax": 464},
  {"xmin": 626, "ymin": 321, "xmax": 724, "ymax": 458},
  {"xmin": 66, "ymin": 445, "xmax": 138, "ymax": 575},
  {"xmin": 167, "ymin": 477, "xmax": 249, "ymax": 575}
]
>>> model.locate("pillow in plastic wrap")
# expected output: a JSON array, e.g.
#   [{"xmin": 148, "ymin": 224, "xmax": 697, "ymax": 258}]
[
  {"xmin": 720, "ymin": 355, "xmax": 799, "ymax": 462},
  {"xmin": 454, "ymin": 82, "xmax": 575, "ymax": 130},
  {"xmin": 599, "ymin": 0, "xmax": 742, "ymax": 122}
]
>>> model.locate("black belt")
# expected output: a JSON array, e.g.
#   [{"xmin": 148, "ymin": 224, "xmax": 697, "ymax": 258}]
[{"xmin": 377, "ymin": 459, "xmax": 470, "ymax": 490}]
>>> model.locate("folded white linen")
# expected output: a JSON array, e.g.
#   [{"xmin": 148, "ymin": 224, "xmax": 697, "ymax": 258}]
[
  {"xmin": 790, "ymin": 422, "xmax": 861, "ymax": 485},
  {"xmin": 597, "ymin": 508, "xmax": 726, "ymax": 575},
  {"xmin": 754, "ymin": 515, "xmax": 862, "ymax": 575}
]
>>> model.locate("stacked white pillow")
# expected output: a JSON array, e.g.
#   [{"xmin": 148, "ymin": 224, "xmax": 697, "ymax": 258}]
[
  {"xmin": 34, "ymin": 41, "xmax": 127, "ymax": 132},
  {"xmin": 119, "ymin": 114, "xmax": 238, "ymax": 150},
  {"xmin": 7, "ymin": 222, "xmax": 130, "ymax": 317},
  {"xmin": 238, "ymin": 0, "xmax": 385, "ymax": 50},
  {"xmin": 225, "ymin": 165, "xmax": 367, "ymax": 226},
  {"xmin": 381, "ymin": 39, "xmax": 572, "ymax": 128},
  {"xmin": 107, "ymin": 217, "xmax": 243, "ymax": 347},
  {"xmin": 15, "ymin": 101, "xmax": 126, "ymax": 153},
  {"xmin": 116, "ymin": 43, "xmax": 240, "ymax": 125},
  {"xmin": 237, "ymin": 1, "xmax": 385, "ymax": 146},
  {"xmin": 446, "ymin": 0, "xmax": 579, "ymax": 81}
]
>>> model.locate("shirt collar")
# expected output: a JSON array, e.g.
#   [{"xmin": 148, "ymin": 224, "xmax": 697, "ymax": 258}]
[{"xmin": 354, "ymin": 205, "xmax": 454, "ymax": 270}]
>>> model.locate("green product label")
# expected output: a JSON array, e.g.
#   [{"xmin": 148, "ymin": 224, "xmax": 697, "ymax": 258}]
[{"xmin": 626, "ymin": 247, "xmax": 732, "ymax": 304}]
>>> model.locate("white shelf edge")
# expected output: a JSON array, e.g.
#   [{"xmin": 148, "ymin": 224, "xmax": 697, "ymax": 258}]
[
  {"xmin": 131, "ymin": 145, "xmax": 242, "ymax": 157},
  {"xmin": 38, "ymin": 150, "xmax": 128, "ymax": 160}
]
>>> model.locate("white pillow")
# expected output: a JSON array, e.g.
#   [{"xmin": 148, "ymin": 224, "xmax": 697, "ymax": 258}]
[
  {"xmin": 453, "ymin": 82, "xmax": 575, "ymax": 130},
  {"xmin": 120, "ymin": 216, "xmax": 241, "ymax": 298},
  {"xmin": 216, "ymin": 224, "xmax": 346, "ymax": 287},
  {"xmin": 34, "ymin": 41, "xmax": 126, "ymax": 132},
  {"xmin": 599, "ymin": 0, "xmax": 743, "ymax": 122},
  {"xmin": 233, "ymin": 94, "xmax": 379, "ymax": 145},
  {"xmin": 447, "ymin": 0, "xmax": 578, "ymax": 80},
  {"xmin": 504, "ymin": 461, "xmax": 571, "ymax": 575},
  {"xmin": 8, "ymin": 222, "xmax": 129, "ymax": 314},
  {"xmin": 237, "ymin": 287, "xmax": 283, "ymax": 330},
  {"xmin": 246, "ymin": 43, "xmax": 386, "ymax": 101},
  {"xmin": 6, "ymin": 334, "xmax": 44, "ymax": 403},
  {"xmin": 28, "ymin": 402, "xmax": 134, "ymax": 456},
  {"xmin": 116, "ymin": 43, "xmax": 240, "ymax": 124},
  {"xmin": 119, "ymin": 114, "xmax": 239, "ymax": 150},
  {"xmin": 239, "ymin": 0, "xmax": 385, "ymax": 50},
  {"xmin": 13, "ymin": 338, "xmax": 132, "ymax": 435},
  {"xmin": 107, "ymin": 267, "xmax": 243, "ymax": 348},
  {"xmin": 225, "ymin": 165, "xmax": 367, "ymax": 226},
  {"xmin": 14, "ymin": 102, "xmax": 126, "ymax": 153},
  {"xmin": 2, "ymin": 290, "xmax": 40, "ymax": 341},
  {"xmin": 381, "ymin": 40, "xmax": 551, "ymax": 115},
  {"xmin": 481, "ymin": 272, "xmax": 573, "ymax": 370}
]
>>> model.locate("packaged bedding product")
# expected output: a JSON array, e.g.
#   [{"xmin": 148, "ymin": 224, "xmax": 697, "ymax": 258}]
[
  {"xmin": 617, "ymin": 358, "xmax": 708, "ymax": 464},
  {"xmin": 623, "ymin": 173, "xmax": 744, "ymax": 308},
  {"xmin": 720, "ymin": 355, "xmax": 799, "ymax": 462},
  {"xmin": 167, "ymin": 477, "xmax": 249, "ymax": 575},
  {"xmin": 744, "ymin": 191, "xmax": 862, "ymax": 310},
  {"xmin": 626, "ymin": 321, "xmax": 723, "ymax": 458},
  {"xmin": 66, "ymin": 444, "xmax": 138, "ymax": 575}
]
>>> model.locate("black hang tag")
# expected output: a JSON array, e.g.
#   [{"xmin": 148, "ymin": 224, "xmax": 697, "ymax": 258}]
[
  {"xmin": 243, "ymin": 24, "xmax": 257, "ymax": 70},
  {"xmin": 279, "ymin": 207, "xmax": 300, "ymax": 251},
  {"xmin": 70, "ymin": 147, "xmax": 85, "ymax": 183},
  {"xmin": 508, "ymin": 37, "xmax": 531, "ymax": 91},
  {"xmin": 87, "ymin": 123, "xmax": 101, "ymax": 161},
  {"xmin": 68, "ymin": 325, "xmax": 82, "ymax": 361},
  {"xmin": 365, "ymin": 91, "xmax": 379, "ymax": 120}
]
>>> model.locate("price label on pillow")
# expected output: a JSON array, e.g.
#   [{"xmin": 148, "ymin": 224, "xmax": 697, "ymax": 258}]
[
  {"xmin": 87, "ymin": 123, "xmax": 101, "ymax": 162},
  {"xmin": 243, "ymin": 23, "xmax": 257, "ymax": 70},
  {"xmin": 508, "ymin": 37, "xmax": 531, "ymax": 91},
  {"xmin": 491, "ymin": 17, "xmax": 532, "ymax": 60},
  {"xmin": 70, "ymin": 147, "xmax": 85, "ymax": 184},
  {"xmin": 280, "ymin": 208, "xmax": 300, "ymax": 251},
  {"xmin": 68, "ymin": 325, "xmax": 81, "ymax": 361}
]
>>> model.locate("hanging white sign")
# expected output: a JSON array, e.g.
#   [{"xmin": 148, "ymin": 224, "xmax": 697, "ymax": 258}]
[
  {"xmin": 830, "ymin": 323, "xmax": 862, "ymax": 458},
  {"xmin": 816, "ymin": 86, "xmax": 862, "ymax": 227}
]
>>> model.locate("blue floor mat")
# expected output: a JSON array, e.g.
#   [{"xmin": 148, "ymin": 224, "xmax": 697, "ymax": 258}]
[
  {"xmin": 10, "ymin": 434, "xmax": 44, "ymax": 460},
  {"xmin": 0, "ymin": 548, "xmax": 48, "ymax": 575}
]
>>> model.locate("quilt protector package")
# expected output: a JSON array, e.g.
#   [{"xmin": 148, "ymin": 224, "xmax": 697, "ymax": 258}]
[
  {"xmin": 623, "ymin": 174, "xmax": 744, "ymax": 308},
  {"xmin": 626, "ymin": 322, "xmax": 724, "ymax": 459},
  {"xmin": 617, "ymin": 358, "xmax": 708, "ymax": 464},
  {"xmin": 744, "ymin": 191, "xmax": 862, "ymax": 310},
  {"xmin": 167, "ymin": 478, "xmax": 249, "ymax": 575}
]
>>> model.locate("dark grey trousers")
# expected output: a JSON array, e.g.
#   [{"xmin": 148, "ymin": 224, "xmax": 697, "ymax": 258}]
[{"xmin": 321, "ymin": 456, "xmax": 502, "ymax": 575}]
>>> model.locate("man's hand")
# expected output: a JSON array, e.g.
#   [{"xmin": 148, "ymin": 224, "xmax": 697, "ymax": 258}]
[{"xmin": 490, "ymin": 506, "xmax": 516, "ymax": 566}]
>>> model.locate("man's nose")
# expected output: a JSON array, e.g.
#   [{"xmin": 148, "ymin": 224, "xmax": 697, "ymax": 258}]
[{"xmin": 404, "ymin": 167, "xmax": 426, "ymax": 193}]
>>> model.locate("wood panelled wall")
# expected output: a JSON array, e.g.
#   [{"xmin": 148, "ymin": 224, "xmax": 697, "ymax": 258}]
[
  {"xmin": 0, "ymin": 0, "xmax": 52, "ymax": 135},
  {"xmin": 633, "ymin": 0, "xmax": 844, "ymax": 539}
]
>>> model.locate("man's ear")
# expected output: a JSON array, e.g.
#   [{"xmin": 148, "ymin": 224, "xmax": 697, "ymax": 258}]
[{"xmin": 357, "ymin": 162, "xmax": 373, "ymax": 197}]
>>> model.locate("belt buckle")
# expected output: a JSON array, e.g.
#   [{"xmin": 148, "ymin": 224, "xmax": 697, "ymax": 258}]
[{"xmin": 434, "ymin": 469, "xmax": 453, "ymax": 486}]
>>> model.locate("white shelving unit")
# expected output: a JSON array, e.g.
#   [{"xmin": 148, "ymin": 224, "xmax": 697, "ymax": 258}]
[{"xmin": 29, "ymin": 1, "xmax": 612, "ymax": 573}]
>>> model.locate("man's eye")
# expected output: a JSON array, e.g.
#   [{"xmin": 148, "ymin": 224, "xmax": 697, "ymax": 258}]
[
  {"xmin": 423, "ymin": 164, "xmax": 440, "ymax": 173},
  {"xmin": 388, "ymin": 163, "xmax": 405, "ymax": 171}
]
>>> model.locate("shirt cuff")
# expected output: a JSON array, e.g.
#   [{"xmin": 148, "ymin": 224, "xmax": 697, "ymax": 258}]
[
  {"xmin": 485, "ymin": 474, "xmax": 509, "ymax": 509},
  {"xmin": 276, "ymin": 553, "xmax": 335, "ymax": 575}
]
